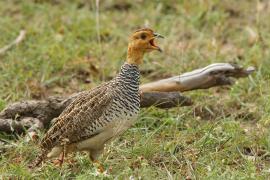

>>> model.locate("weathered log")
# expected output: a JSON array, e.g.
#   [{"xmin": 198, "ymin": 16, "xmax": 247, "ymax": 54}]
[
  {"xmin": 140, "ymin": 92, "xmax": 192, "ymax": 109},
  {"xmin": 0, "ymin": 92, "xmax": 192, "ymax": 134},
  {"xmin": 0, "ymin": 63, "xmax": 254, "ymax": 134},
  {"xmin": 140, "ymin": 63, "xmax": 255, "ymax": 92}
]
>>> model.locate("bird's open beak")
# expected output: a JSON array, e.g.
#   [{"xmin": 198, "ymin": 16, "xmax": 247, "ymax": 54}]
[{"xmin": 150, "ymin": 33, "xmax": 164, "ymax": 52}]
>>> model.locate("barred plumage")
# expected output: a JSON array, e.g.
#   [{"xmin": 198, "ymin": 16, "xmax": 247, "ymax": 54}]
[
  {"xmin": 29, "ymin": 28, "xmax": 163, "ymax": 169},
  {"xmin": 29, "ymin": 63, "xmax": 140, "ymax": 167}
]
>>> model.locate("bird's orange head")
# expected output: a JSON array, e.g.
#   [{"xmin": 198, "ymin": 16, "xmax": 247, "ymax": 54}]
[{"xmin": 127, "ymin": 28, "xmax": 163, "ymax": 65}]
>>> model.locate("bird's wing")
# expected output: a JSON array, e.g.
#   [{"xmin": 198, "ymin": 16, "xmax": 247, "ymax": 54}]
[
  {"xmin": 49, "ymin": 82, "xmax": 109, "ymax": 127},
  {"xmin": 60, "ymin": 82, "xmax": 110, "ymax": 118},
  {"xmin": 40, "ymin": 82, "xmax": 114, "ymax": 150}
]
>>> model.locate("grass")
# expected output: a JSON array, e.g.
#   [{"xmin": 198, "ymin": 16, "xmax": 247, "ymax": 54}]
[{"xmin": 0, "ymin": 0, "xmax": 270, "ymax": 179}]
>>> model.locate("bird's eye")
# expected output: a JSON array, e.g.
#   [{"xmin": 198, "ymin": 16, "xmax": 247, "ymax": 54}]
[{"xmin": 140, "ymin": 33, "xmax": 147, "ymax": 40}]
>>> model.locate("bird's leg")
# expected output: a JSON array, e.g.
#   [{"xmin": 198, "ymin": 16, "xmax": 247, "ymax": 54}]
[
  {"xmin": 57, "ymin": 151, "xmax": 65, "ymax": 167},
  {"xmin": 52, "ymin": 151, "xmax": 65, "ymax": 167},
  {"xmin": 56, "ymin": 138, "xmax": 69, "ymax": 167},
  {"xmin": 89, "ymin": 149, "xmax": 104, "ymax": 173}
]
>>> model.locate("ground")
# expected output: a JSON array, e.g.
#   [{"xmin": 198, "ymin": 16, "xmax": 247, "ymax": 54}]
[{"xmin": 0, "ymin": 0, "xmax": 270, "ymax": 179}]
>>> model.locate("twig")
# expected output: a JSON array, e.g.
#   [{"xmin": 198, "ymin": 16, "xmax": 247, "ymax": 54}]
[{"xmin": 0, "ymin": 30, "xmax": 26, "ymax": 55}]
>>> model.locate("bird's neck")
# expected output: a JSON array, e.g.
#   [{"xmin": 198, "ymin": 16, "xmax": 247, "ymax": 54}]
[
  {"xmin": 118, "ymin": 63, "xmax": 140, "ymax": 81},
  {"xmin": 126, "ymin": 46, "xmax": 144, "ymax": 65}
]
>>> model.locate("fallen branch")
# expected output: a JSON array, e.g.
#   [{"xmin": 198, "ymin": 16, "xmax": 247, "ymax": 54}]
[
  {"xmin": 0, "ymin": 92, "xmax": 192, "ymax": 134},
  {"xmin": 0, "ymin": 63, "xmax": 254, "ymax": 134},
  {"xmin": 0, "ymin": 30, "xmax": 26, "ymax": 55},
  {"xmin": 140, "ymin": 63, "xmax": 255, "ymax": 92}
]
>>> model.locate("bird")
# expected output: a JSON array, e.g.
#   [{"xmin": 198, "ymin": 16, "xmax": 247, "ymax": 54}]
[{"xmin": 28, "ymin": 28, "xmax": 164, "ymax": 170}]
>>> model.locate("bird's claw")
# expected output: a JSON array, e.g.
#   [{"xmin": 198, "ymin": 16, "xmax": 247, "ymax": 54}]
[
  {"xmin": 92, "ymin": 160, "xmax": 108, "ymax": 176},
  {"xmin": 93, "ymin": 160, "xmax": 104, "ymax": 172},
  {"xmin": 52, "ymin": 158, "xmax": 63, "ymax": 167}
]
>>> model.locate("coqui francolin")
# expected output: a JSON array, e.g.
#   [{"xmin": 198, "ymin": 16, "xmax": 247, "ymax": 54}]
[{"xmin": 29, "ymin": 28, "xmax": 164, "ymax": 171}]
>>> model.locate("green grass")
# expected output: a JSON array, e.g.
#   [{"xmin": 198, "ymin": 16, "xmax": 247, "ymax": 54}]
[{"xmin": 0, "ymin": 0, "xmax": 270, "ymax": 179}]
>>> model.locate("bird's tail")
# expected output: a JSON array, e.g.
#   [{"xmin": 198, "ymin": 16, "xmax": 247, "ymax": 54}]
[{"xmin": 28, "ymin": 149, "xmax": 48, "ymax": 169}]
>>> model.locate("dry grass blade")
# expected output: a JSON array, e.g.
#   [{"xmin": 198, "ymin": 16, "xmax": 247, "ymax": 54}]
[{"xmin": 0, "ymin": 30, "xmax": 26, "ymax": 55}]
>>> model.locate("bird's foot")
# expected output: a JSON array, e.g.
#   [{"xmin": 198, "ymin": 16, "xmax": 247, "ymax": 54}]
[
  {"xmin": 93, "ymin": 160, "xmax": 107, "ymax": 175},
  {"xmin": 52, "ymin": 155, "xmax": 76, "ymax": 168},
  {"xmin": 52, "ymin": 158, "xmax": 64, "ymax": 167}
]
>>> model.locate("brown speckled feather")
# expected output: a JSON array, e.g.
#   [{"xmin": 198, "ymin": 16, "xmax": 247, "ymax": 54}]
[
  {"xmin": 29, "ymin": 82, "xmax": 115, "ymax": 167},
  {"xmin": 41, "ymin": 82, "xmax": 114, "ymax": 150},
  {"xmin": 29, "ymin": 63, "xmax": 140, "ymax": 168},
  {"xmin": 60, "ymin": 82, "xmax": 110, "ymax": 117}
]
